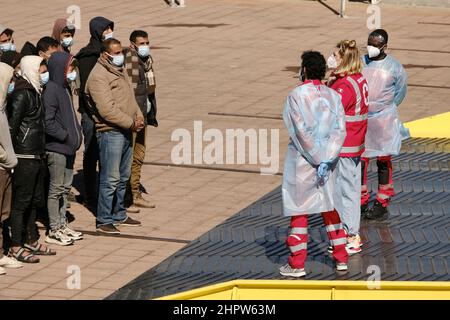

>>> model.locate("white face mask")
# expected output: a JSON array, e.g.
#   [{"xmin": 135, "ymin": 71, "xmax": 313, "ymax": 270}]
[
  {"xmin": 61, "ymin": 37, "xmax": 74, "ymax": 48},
  {"xmin": 67, "ymin": 71, "xmax": 77, "ymax": 82},
  {"xmin": 137, "ymin": 45, "xmax": 150, "ymax": 58},
  {"xmin": 0, "ymin": 41, "xmax": 15, "ymax": 52},
  {"xmin": 106, "ymin": 52, "xmax": 124, "ymax": 67},
  {"xmin": 327, "ymin": 54, "xmax": 338, "ymax": 69},
  {"xmin": 103, "ymin": 32, "xmax": 114, "ymax": 40},
  {"xmin": 367, "ymin": 45, "xmax": 381, "ymax": 58}
]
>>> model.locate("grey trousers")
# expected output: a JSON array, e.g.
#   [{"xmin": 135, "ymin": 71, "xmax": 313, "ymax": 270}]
[
  {"xmin": 47, "ymin": 152, "xmax": 74, "ymax": 231},
  {"xmin": 334, "ymin": 157, "xmax": 361, "ymax": 236}
]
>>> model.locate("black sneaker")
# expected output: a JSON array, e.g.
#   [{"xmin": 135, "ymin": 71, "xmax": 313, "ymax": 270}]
[
  {"xmin": 96, "ymin": 224, "xmax": 121, "ymax": 234},
  {"xmin": 365, "ymin": 200, "xmax": 388, "ymax": 220},
  {"xmin": 115, "ymin": 217, "xmax": 141, "ymax": 227},
  {"xmin": 361, "ymin": 204, "xmax": 369, "ymax": 218}
]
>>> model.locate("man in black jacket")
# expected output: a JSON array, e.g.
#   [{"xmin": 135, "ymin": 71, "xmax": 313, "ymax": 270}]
[
  {"xmin": 7, "ymin": 55, "xmax": 55, "ymax": 263},
  {"xmin": 75, "ymin": 16, "xmax": 114, "ymax": 213}
]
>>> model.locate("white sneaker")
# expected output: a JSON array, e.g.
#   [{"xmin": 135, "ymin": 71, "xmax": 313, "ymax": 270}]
[
  {"xmin": 336, "ymin": 262, "xmax": 348, "ymax": 271},
  {"xmin": 61, "ymin": 225, "xmax": 83, "ymax": 241},
  {"xmin": 346, "ymin": 235, "xmax": 362, "ymax": 255},
  {"xmin": 45, "ymin": 229, "xmax": 74, "ymax": 246},
  {"xmin": 279, "ymin": 263, "xmax": 306, "ymax": 278},
  {"xmin": 0, "ymin": 255, "xmax": 23, "ymax": 269},
  {"xmin": 0, "ymin": 266, "xmax": 5, "ymax": 275}
]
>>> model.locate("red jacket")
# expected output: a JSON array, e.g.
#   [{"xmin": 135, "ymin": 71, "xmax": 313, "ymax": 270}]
[{"xmin": 330, "ymin": 73, "xmax": 369, "ymax": 157}]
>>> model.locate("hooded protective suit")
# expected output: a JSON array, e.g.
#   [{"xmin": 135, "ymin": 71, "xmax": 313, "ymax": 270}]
[
  {"xmin": 362, "ymin": 55, "xmax": 408, "ymax": 157},
  {"xmin": 282, "ymin": 80, "xmax": 346, "ymax": 216},
  {"xmin": 0, "ymin": 62, "xmax": 17, "ymax": 170}
]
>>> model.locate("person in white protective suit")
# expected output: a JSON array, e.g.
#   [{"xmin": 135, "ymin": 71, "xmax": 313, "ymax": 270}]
[
  {"xmin": 361, "ymin": 29, "xmax": 408, "ymax": 220},
  {"xmin": 279, "ymin": 51, "xmax": 349, "ymax": 278}
]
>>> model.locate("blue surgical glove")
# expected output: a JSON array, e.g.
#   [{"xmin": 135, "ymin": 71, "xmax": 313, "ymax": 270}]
[{"xmin": 317, "ymin": 162, "xmax": 331, "ymax": 187}]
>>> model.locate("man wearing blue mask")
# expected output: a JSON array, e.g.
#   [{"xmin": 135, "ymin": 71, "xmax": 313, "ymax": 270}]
[
  {"xmin": 75, "ymin": 16, "xmax": 114, "ymax": 214},
  {"xmin": 7, "ymin": 56, "xmax": 56, "ymax": 262},
  {"xmin": 86, "ymin": 38, "xmax": 144, "ymax": 234},
  {"xmin": 42, "ymin": 52, "xmax": 83, "ymax": 246},
  {"xmin": 0, "ymin": 26, "xmax": 16, "ymax": 59},
  {"xmin": 123, "ymin": 30, "xmax": 158, "ymax": 210},
  {"xmin": 360, "ymin": 29, "xmax": 408, "ymax": 220},
  {"xmin": 51, "ymin": 18, "xmax": 76, "ymax": 53}
]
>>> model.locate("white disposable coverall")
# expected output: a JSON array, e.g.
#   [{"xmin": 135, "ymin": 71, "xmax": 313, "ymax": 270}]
[
  {"xmin": 282, "ymin": 80, "xmax": 346, "ymax": 217},
  {"xmin": 362, "ymin": 55, "xmax": 408, "ymax": 157}
]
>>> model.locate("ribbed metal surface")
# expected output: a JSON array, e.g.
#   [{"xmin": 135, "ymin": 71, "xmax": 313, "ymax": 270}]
[{"xmin": 107, "ymin": 138, "xmax": 450, "ymax": 300}]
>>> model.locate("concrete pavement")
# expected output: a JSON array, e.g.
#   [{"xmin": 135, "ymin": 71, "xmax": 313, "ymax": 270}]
[{"xmin": 0, "ymin": 0, "xmax": 449, "ymax": 299}]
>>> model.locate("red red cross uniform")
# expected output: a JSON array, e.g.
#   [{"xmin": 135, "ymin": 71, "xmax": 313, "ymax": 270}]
[{"xmin": 286, "ymin": 210, "xmax": 348, "ymax": 269}]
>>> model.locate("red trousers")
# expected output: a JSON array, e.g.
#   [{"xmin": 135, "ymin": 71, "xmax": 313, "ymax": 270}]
[
  {"xmin": 286, "ymin": 210, "xmax": 348, "ymax": 269},
  {"xmin": 361, "ymin": 156, "xmax": 395, "ymax": 207}
]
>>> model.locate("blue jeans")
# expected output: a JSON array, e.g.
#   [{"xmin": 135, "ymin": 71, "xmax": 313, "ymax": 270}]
[{"xmin": 96, "ymin": 130, "xmax": 132, "ymax": 226}]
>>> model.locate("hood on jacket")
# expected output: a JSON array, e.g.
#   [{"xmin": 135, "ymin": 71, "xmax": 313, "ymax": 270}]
[
  {"xmin": 20, "ymin": 55, "xmax": 44, "ymax": 93},
  {"xmin": 0, "ymin": 62, "xmax": 14, "ymax": 109},
  {"xmin": 21, "ymin": 41, "xmax": 38, "ymax": 56},
  {"xmin": 89, "ymin": 16, "xmax": 113, "ymax": 41},
  {"xmin": 52, "ymin": 18, "xmax": 76, "ymax": 43},
  {"xmin": 0, "ymin": 51, "xmax": 23, "ymax": 69},
  {"xmin": 48, "ymin": 51, "xmax": 73, "ymax": 87},
  {"xmin": 76, "ymin": 17, "xmax": 113, "ymax": 60}
]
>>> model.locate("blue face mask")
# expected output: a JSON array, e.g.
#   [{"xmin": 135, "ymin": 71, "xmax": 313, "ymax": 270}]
[
  {"xmin": 40, "ymin": 72, "xmax": 50, "ymax": 86},
  {"xmin": 67, "ymin": 71, "xmax": 77, "ymax": 82},
  {"xmin": 61, "ymin": 37, "xmax": 74, "ymax": 48},
  {"xmin": 7, "ymin": 82, "xmax": 15, "ymax": 94},
  {"xmin": 137, "ymin": 45, "xmax": 150, "ymax": 58},
  {"xmin": 107, "ymin": 53, "xmax": 124, "ymax": 67}
]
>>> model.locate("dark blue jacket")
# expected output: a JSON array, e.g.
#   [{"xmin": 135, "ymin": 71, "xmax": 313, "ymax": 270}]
[{"xmin": 42, "ymin": 51, "xmax": 82, "ymax": 156}]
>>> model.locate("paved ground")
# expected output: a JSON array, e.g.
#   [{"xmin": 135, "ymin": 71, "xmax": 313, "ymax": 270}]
[{"xmin": 0, "ymin": 0, "xmax": 449, "ymax": 299}]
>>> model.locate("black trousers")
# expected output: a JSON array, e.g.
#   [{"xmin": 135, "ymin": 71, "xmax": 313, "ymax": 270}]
[
  {"xmin": 81, "ymin": 112, "xmax": 99, "ymax": 208},
  {"xmin": 9, "ymin": 158, "xmax": 46, "ymax": 246}
]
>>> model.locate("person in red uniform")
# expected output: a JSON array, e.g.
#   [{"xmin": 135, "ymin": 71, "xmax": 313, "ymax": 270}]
[
  {"xmin": 327, "ymin": 40, "xmax": 369, "ymax": 255},
  {"xmin": 279, "ymin": 51, "xmax": 348, "ymax": 278}
]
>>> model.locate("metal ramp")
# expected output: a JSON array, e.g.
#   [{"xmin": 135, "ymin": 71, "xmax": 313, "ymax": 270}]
[{"xmin": 107, "ymin": 138, "xmax": 450, "ymax": 300}]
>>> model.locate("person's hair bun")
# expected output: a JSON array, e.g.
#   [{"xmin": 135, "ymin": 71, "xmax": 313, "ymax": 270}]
[{"xmin": 348, "ymin": 40, "xmax": 356, "ymax": 48}]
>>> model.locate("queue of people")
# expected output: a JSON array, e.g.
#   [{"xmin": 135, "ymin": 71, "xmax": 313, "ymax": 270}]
[
  {"xmin": 280, "ymin": 29, "xmax": 408, "ymax": 277},
  {"xmin": 0, "ymin": 17, "xmax": 158, "ymax": 274}
]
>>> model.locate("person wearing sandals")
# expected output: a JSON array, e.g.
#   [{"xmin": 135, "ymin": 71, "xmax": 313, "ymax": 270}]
[
  {"xmin": 7, "ymin": 56, "xmax": 56, "ymax": 263},
  {"xmin": 0, "ymin": 62, "xmax": 23, "ymax": 274},
  {"xmin": 42, "ymin": 52, "xmax": 83, "ymax": 246}
]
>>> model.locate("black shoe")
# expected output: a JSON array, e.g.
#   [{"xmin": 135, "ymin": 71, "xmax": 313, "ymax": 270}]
[
  {"xmin": 365, "ymin": 201, "xmax": 388, "ymax": 220},
  {"xmin": 361, "ymin": 204, "xmax": 369, "ymax": 218},
  {"xmin": 96, "ymin": 224, "xmax": 121, "ymax": 234},
  {"xmin": 114, "ymin": 217, "xmax": 142, "ymax": 227}
]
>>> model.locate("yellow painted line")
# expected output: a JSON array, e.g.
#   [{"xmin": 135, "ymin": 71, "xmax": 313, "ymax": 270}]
[
  {"xmin": 405, "ymin": 111, "xmax": 450, "ymax": 138},
  {"xmin": 156, "ymin": 280, "xmax": 450, "ymax": 300}
]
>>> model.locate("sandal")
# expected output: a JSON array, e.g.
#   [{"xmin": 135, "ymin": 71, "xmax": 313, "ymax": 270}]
[
  {"xmin": 24, "ymin": 243, "xmax": 56, "ymax": 256},
  {"xmin": 9, "ymin": 247, "xmax": 40, "ymax": 263}
]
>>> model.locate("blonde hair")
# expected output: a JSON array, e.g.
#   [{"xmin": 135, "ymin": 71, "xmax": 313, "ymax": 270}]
[{"xmin": 334, "ymin": 40, "xmax": 362, "ymax": 75}]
